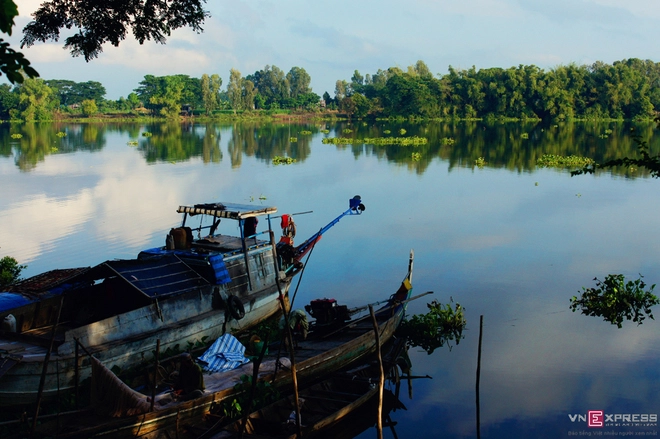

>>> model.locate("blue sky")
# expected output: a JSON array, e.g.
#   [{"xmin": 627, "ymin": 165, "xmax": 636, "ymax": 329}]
[{"xmin": 8, "ymin": 0, "xmax": 660, "ymax": 100}]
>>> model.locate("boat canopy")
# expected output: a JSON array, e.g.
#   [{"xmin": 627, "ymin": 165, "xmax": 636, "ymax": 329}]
[
  {"xmin": 177, "ymin": 203, "xmax": 277, "ymax": 220},
  {"xmin": 84, "ymin": 255, "xmax": 210, "ymax": 300},
  {"xmin": 0, "ymin": 256, "xmax": 210, "ymax": 315}
]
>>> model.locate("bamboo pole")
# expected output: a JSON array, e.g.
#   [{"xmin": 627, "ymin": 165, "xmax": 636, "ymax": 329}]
[
  {"xmin": 150, "ymin": 339, "xmax": 160, "ymax": 412},
  {"xmin": 476, "ymin": 315, "xmax": 483, "ymax": 439},
  {"xmin": 270, "ymin": 230, "xmax": 302, "ymax": 439},
  {"xmin": 369, "ymin": 305, "xmax": 384, "ymax": 439},
  {"xmin": 31, "ymin": 295, "xmax": 65, "ymax": 437}
]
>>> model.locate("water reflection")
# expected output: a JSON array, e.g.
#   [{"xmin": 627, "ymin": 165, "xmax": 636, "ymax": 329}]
[{"xmin": 1, "ymin": 121, "xmax": 658, "ymax": 177}]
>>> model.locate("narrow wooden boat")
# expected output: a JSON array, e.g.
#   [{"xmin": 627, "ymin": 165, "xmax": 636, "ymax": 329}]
[
  {"xmin": 206, "ymin": 338, "xmax": 409, "ymax": 439},
  {"xmin": 12, "ymin": 250, "xmax": 414, "ymax": 439},
  {"xmin": 0, "ymin": 198, "xmax": 365, "ymax": 407}
]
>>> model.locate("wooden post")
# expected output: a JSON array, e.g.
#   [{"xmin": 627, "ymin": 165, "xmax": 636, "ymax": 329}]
[
  {"xmin": 74, "ymin": 340, "xmax": 79, "ymax": 409},
  {"xmin": 270, "ymin": 230, "xmax": 302, "ymax": 439},
  {"xmin": 476, "ymin": 315, "xmax": 483, "ymax": 439},
  {"xmin": 31, "ymin": 295, "xmax": 64, "ymax": 437},
  {"xmin": 151, "ymin": 339, "xmax": 161, "ymax": 412},
  {"xmin": 369, "ymin": 305, "xmax": 384, "ymax": 439}
]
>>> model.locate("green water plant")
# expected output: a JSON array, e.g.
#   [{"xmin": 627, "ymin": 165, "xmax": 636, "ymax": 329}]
[
  {"xmin": 474, "ymin": 157, "xmax": 486, "ymax": 168},
  {"xmin": 537, "ymin": 154, "xmax": 594, "ymax": 169},
  {"xmin": 216, "ymin": 374, "xmax": 280, "ymax": 419},
  {"xmin": 570, "ymin": 274, "xmax": 658, "ymax": 328},
  {"xmin": 289, "ymin": 137, "xmax": 297, "ymax": 142},
  {"xmin": 397, "ymin": 299, "xmax": 466, "ymax": 354},
  {"xmin": 56, "ymin": 131, "xmax": 66, "ymax": 137},
  {"xmin": 299, "ymin": 130, "xmax": 312, "ymax": 135},
  {"xmin": 273, "ymin": 156, "xmax": 296, "ymax": 165},
  {"xmin": 10, "ymin": 133, "xmax": 22, "ymax": 139},
  {"xmin": 142, "ymin": 132, "xmax": 152, "ymax": 137}
]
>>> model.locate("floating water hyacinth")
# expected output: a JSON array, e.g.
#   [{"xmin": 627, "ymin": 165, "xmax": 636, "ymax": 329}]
[
  {"xmin": 537, "ymin": 154, "xmax": 594, "ymax": 168},
  {"xmin": 142, "ymin": 132, "xmax": 152, "ymax": 137},
  {"xmin": 299, "ymin": 130, "xmax": 312, "ymax": 135},
  {"xmin": 10, "ymin": 133, "xmax": 22, "ymax": 139},
  {"xmin": 56, "ymin": 132, "xmax": 66, "ymax": 137},
  {"xmin": 273, "ymin": 156, "xmax": 296, "ymax": 165},
  {"xmin": 127, "ymin": 140, "xmax": 138, "ymax": 146}
]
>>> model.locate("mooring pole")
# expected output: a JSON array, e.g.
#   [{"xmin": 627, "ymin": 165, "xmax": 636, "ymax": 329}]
[
  {"xmin": 150, "ymin": 339, "xmax": 160, "ymax": 412},
  {"xmin": 476, "ymin": 315, "xmax": 483, "ymax": 439},
  {"xmin": 369, "ymin": 305, "xmax": 384, "ymax": 439}
]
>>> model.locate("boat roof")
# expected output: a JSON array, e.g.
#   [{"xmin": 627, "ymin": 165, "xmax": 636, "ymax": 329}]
[
  {"xmin": 0, "ymin": 256, "xmax": 209, "ymax": 313},
  {"xmin": 177, "ymin": 202, "xmax": 277, "ymax": 220}
]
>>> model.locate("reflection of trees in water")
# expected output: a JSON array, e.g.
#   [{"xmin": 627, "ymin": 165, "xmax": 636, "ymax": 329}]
[
  {"xmin": 0, "ymin": 123, "xmax": 105, "ymax": 171},
  {"xmin": 1, "ymin": 121, "xmax": 657, "ymax": 177},
  {"xmin": 322, "ymin": 120, "xmax": 660, "ymax": 177},
  {"xmin": 227, "ymin": 122, "xmax": 313, "ymax": 168}
]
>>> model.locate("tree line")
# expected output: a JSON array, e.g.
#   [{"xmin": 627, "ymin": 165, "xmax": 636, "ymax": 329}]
[{"xmin": 1, "ymin": 58, "xmax": 659, "ymax": 121}]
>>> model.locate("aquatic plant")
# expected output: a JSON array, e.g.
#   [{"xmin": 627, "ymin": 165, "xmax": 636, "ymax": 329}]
[
  {"xmin": 383, "ymin": 130, "xmax": 391, "ymax": 134},
  {"xmin": 363, "ymin": 136, "xmax": 428, "ymax": 146},
  {"xmin": 127, "ymin": 140, "xmax": 138, "ymax": 146},
  {"xmin": 299, "ymin": 130, "xmax": 312, "ymax": 135},
  {"xmin": 411, "ymin": 152, "xmax": 421, "ymax": 161},
  {"xmin": 142, "ymin": 132, "xmax": 152, "ymax": 137},
  {"xmin": 537, "ymin": 154, "xmax": 594, "ymax": 168},
  {"xmin": 475, "ymin": 157, "xmax": 486, "ymax": 168},
  {"xmin": 399, "ymin": 128, "xmax": 406, "ymax": 135},
  {"xmin": 570, "ymin": 274, "xmax": 658, "ymax": 328},
  {"xmin": 343, "ymin": 128, "xmax": 353, "ymax": 133},
  {"xmin": 398, "ymin": 299, "xmax": 466, "ymax": 354},
  {"xmin": 440, "ymin": 137, "xmax": 455, "ymax": 146},
  {"xmin": 10, "ymin": 133, "xmax": 22, "ymax": 139},
  {"xmin": 216, "ymin": 374, "xmax": 280, "ymax": 419},
  {"xmin": 320, "ymin": 129, "xmax": 330, "ymax": 134},
  {"xmin": 273, "ymin": 156, "xmax": 296, "ymax": 165},
  {"xmin": 521, "ymin": 133, "xmax": 529, "ymax": 139},
  {"xmin": 56, "ymin": 131, "xmax": 66, "ymax": 137}
]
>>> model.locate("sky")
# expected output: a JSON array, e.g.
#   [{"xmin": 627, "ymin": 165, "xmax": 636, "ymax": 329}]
[{"xmin": 6, "ymin": 0, "xmax": 660, "ymax": 100}]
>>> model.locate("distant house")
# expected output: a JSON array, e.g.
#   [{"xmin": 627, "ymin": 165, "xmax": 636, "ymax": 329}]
[
  {"xmin": 319, "ymin": 99, "xmax": 326, "ymax": 108},
  {"xmin": 180, "ymin": 104, "xmax": 193, "ymax": 116}
]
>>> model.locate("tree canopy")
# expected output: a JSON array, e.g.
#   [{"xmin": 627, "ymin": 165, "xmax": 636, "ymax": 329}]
[{"xmin": 20, "ymin": 0, "xmax": 209, "ymax": 61}]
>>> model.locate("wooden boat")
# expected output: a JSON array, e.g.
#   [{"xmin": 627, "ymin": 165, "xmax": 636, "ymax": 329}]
[
  {"xmin": 11, "ymin": 250, "xmax": 414, "ymax": 439},
  {"xmin": 204, "ymin": 338, "xmax": 409, "ymax": 439},
  {"xmin": 0, "ymin": 198, "xmax": 366, "ymax": 407}
]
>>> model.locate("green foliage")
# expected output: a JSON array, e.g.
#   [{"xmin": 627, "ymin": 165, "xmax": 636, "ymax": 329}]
[
  {"xmin": 217, "ymin": 374, "xmax": 280, "ymax": 419},
  {"xmin": 440, "ymin": 137, "xmax": 455, "ymax": 145},
  {"xmin": 570, "ymin": 274, "xmax": 659, "ymax": 328},
  {"xmin": 572, "ymin": 123, "xmax": 660, "ymax": 178},
  {"xmin": 474, "ymin": 157, "xmax": 486, "ymax": 168},
  {"xmin": 0, "ymin": 256, "xmax": 26, "ymax": 288},
  {"xmin": 411, "ymin": 152, "xmax": 421, "ymax": 161},
  {"xmin": 299, "ymin": 130, "xmax": 312, "ymax": 135},
  {"xmin": 397, "ymin": 300, "xmax": 467, "ymax": 354},
  {"xmin": 273, "ymin": 156, "xmax": 296, "ymax": 165},
  {"xmin": 322, "ymin": 136, "xmax": 428, "ymax": 146},
  {"xmin": 537, "ymin": 154, "xmax": 595, "ymax": 169}
]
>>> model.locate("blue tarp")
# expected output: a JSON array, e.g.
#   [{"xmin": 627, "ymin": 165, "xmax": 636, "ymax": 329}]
[{"xmin": 198, "ymin": 334, "xmax": 250, "ymax": 373}]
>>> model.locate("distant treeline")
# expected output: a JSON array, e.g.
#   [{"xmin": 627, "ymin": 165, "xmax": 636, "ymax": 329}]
[{"xmin": 1, "ymin": 59, "xmax": 659, "ymax": 121}]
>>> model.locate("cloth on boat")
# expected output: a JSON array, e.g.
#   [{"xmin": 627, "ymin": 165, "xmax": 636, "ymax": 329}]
[
  {"xmin": 199, "ymin": 333, "xmax": 250, "ymax": 373},
  {"xmin": 90, "ymin": 356, "xmax": 151, "ymax": 418},
  {"xmin": 280, "ymin": 309, "xmax": 309, "ymax": 339}
]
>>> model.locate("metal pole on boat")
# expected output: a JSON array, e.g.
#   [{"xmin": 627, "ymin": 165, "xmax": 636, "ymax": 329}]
[
  {"xmin": 151, "ymin": 339, "xmax": 161, "ymax": 412},
  {"xmin": 369, "ymin": 304, "xmax": 384, "ymax": 439},
  {"xmin": 31, "ymin": 295, "xmax": 65, "ymax": 437},
  {"xmin": 74, "ymin": 339, "xmax": 79, "ymax": 409}
]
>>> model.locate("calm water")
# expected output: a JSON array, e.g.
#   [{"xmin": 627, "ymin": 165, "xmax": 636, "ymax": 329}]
[{"xmin": 1, "ymin": 121, "xmax": 659, "ymax": 438}]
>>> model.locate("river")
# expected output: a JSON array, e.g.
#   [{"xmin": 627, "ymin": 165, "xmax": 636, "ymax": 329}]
[{"xmin": 1, "ymin": 120, "xmax": 659, "ymax": 438}]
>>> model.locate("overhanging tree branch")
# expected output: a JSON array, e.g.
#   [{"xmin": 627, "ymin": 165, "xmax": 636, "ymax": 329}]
[{"xmin": 21, "ymin": 0, "xmax": 210, "ymax": 62}]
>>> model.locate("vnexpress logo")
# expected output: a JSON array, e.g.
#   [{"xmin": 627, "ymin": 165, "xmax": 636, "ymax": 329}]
[{"xmin": 588, "ymin": 410, "xmax": 604, "ymax": 428}]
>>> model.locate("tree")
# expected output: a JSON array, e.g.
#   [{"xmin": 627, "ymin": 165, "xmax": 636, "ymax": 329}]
[
  {"xmin": 227, "ymin": 68, "xmax": 243, "ymax": 112},
  {"xmin": 201, "ymin": 73, "xmax": 222, "ymax": 115},
  {"xmin": 0, "ymin": 1, "xmax": 39, "ymax": 84},
  {"xmin": 18, "ymin": 78, "xmax": 55, "ymax": 121},
  {"xmin": 0, "ymin": 256, "xmax": 25, "ymax": 288},
  {"xmin": 81, "ymin": 98, "xmax": 97, "ymax": 116},
  {"xmin": 21, "ymin": 0, "xmax": 209, "ymax": 62},
  {"xmin": 286, "ymin": 66, "xmax": 311, "ymax": 100}
]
